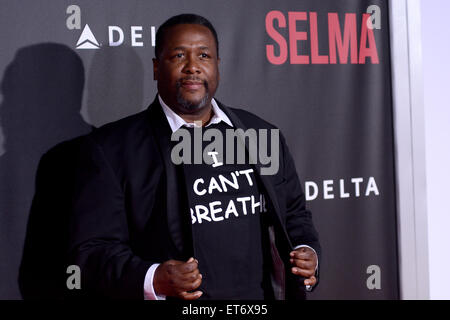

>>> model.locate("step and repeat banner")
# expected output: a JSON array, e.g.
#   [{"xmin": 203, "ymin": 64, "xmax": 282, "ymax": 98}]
[{"xmin": 0, "ymin": 0, "xmax": 398, "ymax": 299}]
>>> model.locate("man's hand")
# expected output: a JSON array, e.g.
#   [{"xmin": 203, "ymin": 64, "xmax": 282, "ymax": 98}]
[
  {"xmin": 289, "ymin": 247, "xmax": 318, "ymax": 287},
  {"xmin": 153, "ymin": 257, "xmax": 203, "ymax": 300}
]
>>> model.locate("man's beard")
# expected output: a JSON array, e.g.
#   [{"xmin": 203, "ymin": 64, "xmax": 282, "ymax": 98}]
[{"xmin": 175, "ymin": 78, "xmax": 210, "ymax": 111}]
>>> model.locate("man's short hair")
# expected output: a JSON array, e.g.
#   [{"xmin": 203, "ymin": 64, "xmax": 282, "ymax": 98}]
[{"xmin": 155, "ymin": 13, "xmax": 219, "ymax": 59}]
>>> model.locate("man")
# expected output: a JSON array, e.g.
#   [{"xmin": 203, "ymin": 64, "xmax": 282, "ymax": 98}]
[{"xmin": 68, "ymin": 14, "xmax": 320, "ymax": 300}]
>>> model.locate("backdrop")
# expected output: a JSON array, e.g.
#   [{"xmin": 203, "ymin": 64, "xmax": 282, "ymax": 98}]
[{"xmin": 0, "ymin": 0, "xmax": 398, "ymax": 299}]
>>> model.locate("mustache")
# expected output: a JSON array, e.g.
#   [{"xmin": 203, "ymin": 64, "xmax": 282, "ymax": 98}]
[{"xmin": 176, "ymin": 77, "xmax": 208, "ymax": 88}]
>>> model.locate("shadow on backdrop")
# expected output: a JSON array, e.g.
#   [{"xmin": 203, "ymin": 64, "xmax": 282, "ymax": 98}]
[
  {"xmin": 85, "ymin": 46, "xmax": 144, "ymax": 127},
  {"xmin": 0, "ymin": 43, "xmax": 92, "ymax": 299},
  {"xmin": 4, "ymin": 44, "xmax": 146, "ymax": 299}
]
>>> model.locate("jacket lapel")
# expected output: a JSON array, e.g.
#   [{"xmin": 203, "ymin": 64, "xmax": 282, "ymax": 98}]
[{"xmin": 146, "ymin": 98, "xmax": 189, "ymax": 257}]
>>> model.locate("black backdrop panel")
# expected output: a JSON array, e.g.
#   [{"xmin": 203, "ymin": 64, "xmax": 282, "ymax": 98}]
[{"xmin": 0, "ymin": 0, "xmax": 397, "ymax": 299}]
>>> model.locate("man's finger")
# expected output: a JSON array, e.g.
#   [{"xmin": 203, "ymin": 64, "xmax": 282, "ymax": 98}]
[
  {"xmin": 304, "ymin": 276, "xmax": 317, "ymax": 286},
  {"xmin": 178, "ymin": 277, "xmax": 202, "ymax": 291},
  {"xmin": 291, "ymin": 267, "xmax": 315, "ymax": 278},
  {"xmin": 179, "ymin": 290, "xmax": 203, "ymax": 300},
  {"xmin": 181, "ymin": 269, "xmax": 201, "ymax": 282},
  {"xmin": 290, "ymin": 251, "xmax": 314, "ymax": 260},
  {"xmin": 176, "ymin": 260, "xmax": 199, "ymax": 274},
  {"xmin": 290, "ymin": 258, "xmax": 315, "ymax": 270}
]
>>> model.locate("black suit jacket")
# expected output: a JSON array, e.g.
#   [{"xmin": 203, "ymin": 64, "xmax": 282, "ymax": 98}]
[{"xmin": 67, "ymin": 97, "xmax": 321, "ymax": 299}]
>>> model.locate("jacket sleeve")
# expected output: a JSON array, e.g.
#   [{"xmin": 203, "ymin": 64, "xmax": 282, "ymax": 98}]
[
  {"xmin": 67, "ymin": 135, "xmax": 153, "ymax": 299},
  {"xmin": 279, "ymin": 131, "xmax": 321, "ymax": 286}
]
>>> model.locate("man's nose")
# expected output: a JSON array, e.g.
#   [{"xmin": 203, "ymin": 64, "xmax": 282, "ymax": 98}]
[{"xmin": 183, "ymin": 56, "xmax": 200, "ymax": 74}]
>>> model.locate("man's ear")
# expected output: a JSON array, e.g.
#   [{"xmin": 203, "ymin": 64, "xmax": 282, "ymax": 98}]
[{"xmin": 152, "ymin": 58, "xmax": 158, "ymax": 81}]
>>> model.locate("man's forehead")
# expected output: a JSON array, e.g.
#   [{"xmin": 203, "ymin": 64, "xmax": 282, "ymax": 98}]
[{"xmin": 164, "ymin": 24, "xmax": 215, "ymax": 44}]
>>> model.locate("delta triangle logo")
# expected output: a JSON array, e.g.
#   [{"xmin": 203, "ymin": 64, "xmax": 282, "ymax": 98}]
[{"xmin": 76, "ymin": 24, "xmax": 100, "ymax": 49}]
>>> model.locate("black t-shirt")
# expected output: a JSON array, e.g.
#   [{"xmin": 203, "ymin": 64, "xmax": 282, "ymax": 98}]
[{"xmin": 181, "ymin": 122, "xmax": 272, "ymax": 299}]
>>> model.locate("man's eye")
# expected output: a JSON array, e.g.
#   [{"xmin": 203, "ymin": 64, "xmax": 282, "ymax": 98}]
[
  {"xmin": 175, "ymin": 53, "xmax": 184, "ymax": 58},
  {"xmin": 200, "ymin": 53, "xmax": 209, "ymax": 58}
]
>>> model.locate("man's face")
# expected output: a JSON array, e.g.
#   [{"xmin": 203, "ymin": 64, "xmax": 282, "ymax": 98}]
[{"xmin": 153, "ymin": 24, "xmax": 220, "ymax": 114}]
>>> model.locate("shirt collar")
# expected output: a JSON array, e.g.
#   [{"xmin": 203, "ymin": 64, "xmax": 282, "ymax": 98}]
[{"xmin": 158, "ymin": 94, "xmax": 234, "ymax": 133}]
